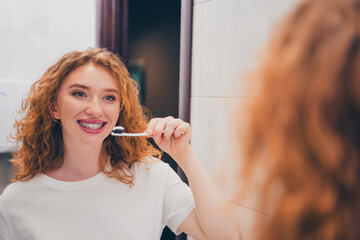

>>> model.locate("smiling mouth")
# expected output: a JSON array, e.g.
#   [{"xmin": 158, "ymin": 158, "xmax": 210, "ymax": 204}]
[{"xmin": 77, "ymin": 121, "xmax": 106, "ymax": 130}]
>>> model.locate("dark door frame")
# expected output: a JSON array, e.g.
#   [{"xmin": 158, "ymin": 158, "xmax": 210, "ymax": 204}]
[
  {"xmin": 176, "ymin": 2, "xmax": 193, "ymax": 239},
  {"xmin": 96, "ymin": 0, "xmax": 129, "ymax": 61}
]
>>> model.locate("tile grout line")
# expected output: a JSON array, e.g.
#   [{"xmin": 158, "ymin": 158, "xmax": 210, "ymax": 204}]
[
  {"xmin": 193, "ymin": 0, "xmax": 212, "ymax": 6},
  {"xmin": 227, "ymin": 200, "xmax": 272, "ymax": 218},
  {"xmin": 191, "ymin": 96, "xmax": 253, "ymax": 99}
]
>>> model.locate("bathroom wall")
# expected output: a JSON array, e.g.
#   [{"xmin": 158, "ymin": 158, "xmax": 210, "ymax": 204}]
[{"xmin": 190, "ymin": 0, "xmax": 296, "ymax": 239}]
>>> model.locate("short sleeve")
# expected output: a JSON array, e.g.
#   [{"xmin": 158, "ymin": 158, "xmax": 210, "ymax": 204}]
[{"xmin": 161, "ymin": 164, "xmax": 195, "ymax": 235}]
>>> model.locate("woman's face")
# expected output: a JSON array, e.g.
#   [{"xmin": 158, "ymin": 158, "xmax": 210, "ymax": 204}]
[{"xmin": 50, "ymin": 63, "xmax": 121, "ymax": 147}]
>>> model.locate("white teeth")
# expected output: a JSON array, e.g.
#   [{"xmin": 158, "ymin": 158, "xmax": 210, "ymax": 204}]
[{"xmin": 79, "ymin": 122, "xmax": 103, "ymax": 129}]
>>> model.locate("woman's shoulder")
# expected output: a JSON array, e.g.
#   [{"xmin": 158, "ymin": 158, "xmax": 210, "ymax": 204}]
[
  {"xmin": 0, "ymin": 182, "xmax": 22, "ymax": 209},
  {"xmin": 1, "ymin": 181, "xmax": 25, "ymax": 198},
  {"xmin": 0, "ymin": 175, "xmax": 42, "ymax": 204},
  {"xmin": 131, "ymin": 157, "xmax": 176, "ymax": 187},
  {"xmin": 133, "ymin": 157, "xmax": 173, "ymax": 175}
]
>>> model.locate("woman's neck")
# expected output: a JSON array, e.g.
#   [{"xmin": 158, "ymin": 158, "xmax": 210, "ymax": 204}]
[{"xmin": 45, "ymin": 141, "xmax": 106, "ymax": 182}]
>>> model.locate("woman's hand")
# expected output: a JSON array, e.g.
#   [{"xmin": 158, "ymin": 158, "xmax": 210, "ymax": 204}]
[{"xmin": 146, "ymin": 117, "xmax": 191, "ymax": 160}]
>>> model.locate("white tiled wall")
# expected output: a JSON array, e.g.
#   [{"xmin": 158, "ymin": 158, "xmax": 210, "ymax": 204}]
[
  {"xmin": 0, "ymin": 0, "xmax": 96, "ymax": 152},
  {"xmin": 191, "ymin": 97, "xmax": 247, "ymax": 177},
  {"xmin": 0, "ymin": 0, "xmax": 96, "ymax": 81},
  {"xmin": 191, "ymin": 0, "xmax": 295, "ymax": 238}
]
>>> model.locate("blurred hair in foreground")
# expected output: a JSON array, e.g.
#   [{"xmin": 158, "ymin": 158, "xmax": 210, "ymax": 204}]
[{"xmin": 237, "ymin": 0, "xmax": 360, "ymax": 239}]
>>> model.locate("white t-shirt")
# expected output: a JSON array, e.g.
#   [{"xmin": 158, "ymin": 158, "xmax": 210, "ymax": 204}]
[{"xmin": 0, "ymin": 159, "xmax": 195, "ymax": 240}]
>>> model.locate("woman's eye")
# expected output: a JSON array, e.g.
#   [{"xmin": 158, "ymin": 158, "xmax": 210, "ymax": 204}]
[
  {"xmin": 104, "ymin": 95, "xmax": 116, "ymax": 101},
  {"xmin": 72, "ymin": 91, "xmax": 85, "ymax": 97}
]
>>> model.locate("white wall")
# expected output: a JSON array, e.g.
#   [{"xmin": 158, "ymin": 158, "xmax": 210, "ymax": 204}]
[
  {"xmin": 0, "ymin": 0, "xmax": 96, "ymax": 152},
  {"xmin": 191, "ymin": 0, "xmax": 295, "ymax": 239}
]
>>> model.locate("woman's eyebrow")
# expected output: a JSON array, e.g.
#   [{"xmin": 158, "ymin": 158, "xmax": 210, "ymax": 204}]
[
  {"xmin": 68, "ymin": 83, "xmax": 89, "ymax": 90},
  {"xmin": 104, "ymin": 88, "xmax": 119, "ymax": 95}
]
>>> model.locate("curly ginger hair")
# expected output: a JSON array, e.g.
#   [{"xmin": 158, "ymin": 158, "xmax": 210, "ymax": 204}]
[
  {"xmin": 11, "ymin": 48, "xmax": 160, "ymax": 185},
  {"xmin": 239, "ymin": 0, "xmax": 360, "ymax": 239}
]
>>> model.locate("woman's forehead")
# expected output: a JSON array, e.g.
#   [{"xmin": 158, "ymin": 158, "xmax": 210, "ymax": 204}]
[{"xmin": 61, "ymin": 63, "xmax": 119, "ymax": 89}]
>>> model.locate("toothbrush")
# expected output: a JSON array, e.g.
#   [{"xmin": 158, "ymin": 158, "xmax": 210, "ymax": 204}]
[{"xmin": 111, "ymin": 126, "xmax": 150, "ymax": 137}]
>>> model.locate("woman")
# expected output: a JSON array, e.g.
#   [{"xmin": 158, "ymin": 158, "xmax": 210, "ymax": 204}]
[
  {"xmin": 0, "ymin": 48, "xmax": 239, "ymax": 240},
  {"xmin": 238, "ymin": 0, "xmax": 360, "ymax": 239}
]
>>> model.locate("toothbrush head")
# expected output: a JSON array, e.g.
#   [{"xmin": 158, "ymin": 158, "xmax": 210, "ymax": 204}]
[
  {"xmin": 111, "ymin": 126, "xmax": 149, "ymax": 137},
  {"xmin": 112, "ymin": 126, "xmax": 124, "ymax": 134}
]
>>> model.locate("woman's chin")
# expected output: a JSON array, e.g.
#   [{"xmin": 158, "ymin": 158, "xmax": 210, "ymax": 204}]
[{"xmin": 80, "ymin": 136, "xmax": 108, "ymax": 147}]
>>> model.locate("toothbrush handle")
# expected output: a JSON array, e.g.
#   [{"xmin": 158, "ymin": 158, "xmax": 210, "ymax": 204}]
[{"xmin": 111, "ymin": 132, "xmax": 150, "ymax": 137}]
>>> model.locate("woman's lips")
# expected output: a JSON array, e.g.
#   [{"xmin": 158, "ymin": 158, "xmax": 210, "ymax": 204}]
[{"xmin": 77, "ymin": 120, "xmax": 107, "ymax": 134}]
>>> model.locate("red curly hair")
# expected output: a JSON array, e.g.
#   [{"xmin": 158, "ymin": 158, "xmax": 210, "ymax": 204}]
[
  {"xmin": 11, "ymin": 48, "xmax": 160, "ymax": 185},
  {"xmin": 239, "ymin": 0, "xmax": 360, "ymax": 239}
]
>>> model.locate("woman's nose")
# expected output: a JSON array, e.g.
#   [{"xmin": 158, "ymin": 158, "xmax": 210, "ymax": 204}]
[{"xmin": 85, "ymin": 98, "xmax": 102, "ymax": 117}]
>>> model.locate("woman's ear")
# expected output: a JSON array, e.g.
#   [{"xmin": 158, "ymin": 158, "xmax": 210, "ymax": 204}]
[{"xmin": 49, "ymin": 102, "xmax": 60, "ymax": 120}]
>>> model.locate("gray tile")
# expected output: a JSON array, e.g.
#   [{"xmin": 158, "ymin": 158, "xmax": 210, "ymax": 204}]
[{"xmin": 0, "ymin": 153, "xmax": 13, "ymax": 195}]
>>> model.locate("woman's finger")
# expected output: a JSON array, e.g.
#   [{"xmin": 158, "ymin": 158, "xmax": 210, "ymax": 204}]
[
  {"xmin": 146, "ymin": 118, "xmax": 160, "ymax": 135},
  {"xmin": 174, "ymin": 122, "xmax": 190, "ymax": 138},
  {"xmin": 163, "ymin": 118, "xmax": 183, "ymax": 141},
  {"xmin": 153, "ymin": 117, "xmax": 172, "ymax": 140}
]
